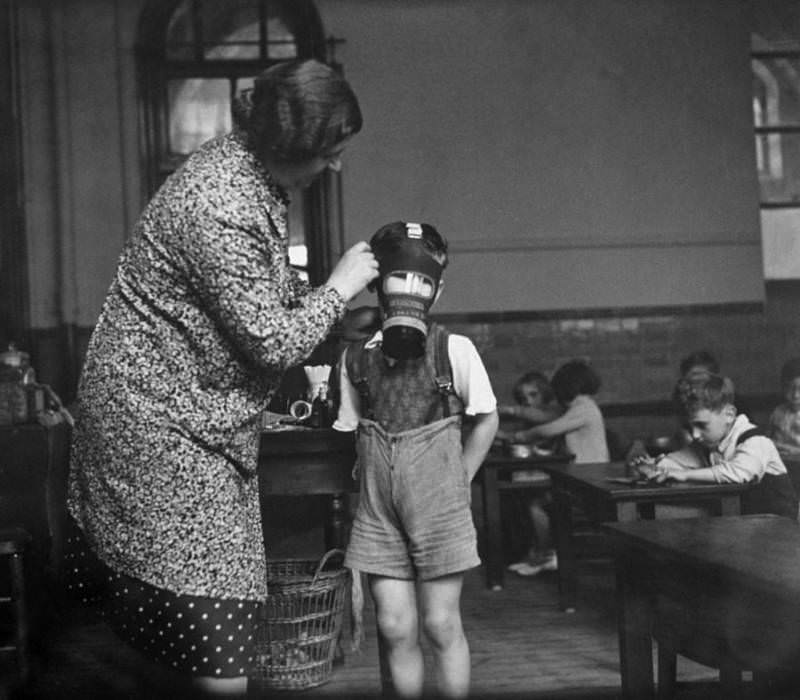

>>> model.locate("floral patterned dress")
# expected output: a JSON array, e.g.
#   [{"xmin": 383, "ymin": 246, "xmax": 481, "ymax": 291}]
[{"xmin": 67, "ymin": 131, "xmax": 345, "ymax": 601}]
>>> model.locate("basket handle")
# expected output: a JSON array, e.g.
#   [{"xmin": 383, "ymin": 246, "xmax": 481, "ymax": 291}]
[{"xmin": 312, "ymin": 548, "xmax": 346, "ymax": 584}]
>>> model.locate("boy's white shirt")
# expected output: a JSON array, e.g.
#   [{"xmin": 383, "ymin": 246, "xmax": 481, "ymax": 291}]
[
  {"xmin": 333, "ymin": 330, "xmax": 497, "ymax": 432},
  {"xmin": 667, "ymin": 413, "xmax": 788, "ymax": 483}
]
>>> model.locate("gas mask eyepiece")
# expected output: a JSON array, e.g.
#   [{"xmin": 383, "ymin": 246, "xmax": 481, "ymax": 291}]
[{"xmin": 373, "ymin": 222, "xmax": 446, "ymax": 361}]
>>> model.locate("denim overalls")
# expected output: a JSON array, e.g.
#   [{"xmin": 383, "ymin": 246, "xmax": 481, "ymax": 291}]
[{"xmin": 343, "ymin": 324, "xmax": 481, "ymax": 580}]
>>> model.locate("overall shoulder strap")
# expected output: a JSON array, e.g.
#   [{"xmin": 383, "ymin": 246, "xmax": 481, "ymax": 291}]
[
  {"xmin": 736, "ymin": 426, "xmax": 767, "ymax": 446},
  {"xmin": 430, "ymin": 323, "xmax": 455, "ymax": 418}
]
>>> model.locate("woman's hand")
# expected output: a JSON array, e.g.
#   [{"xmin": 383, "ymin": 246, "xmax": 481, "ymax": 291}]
[{"xmin": 326, "ymin": 242, "xmax": 379, "ymax": 301}]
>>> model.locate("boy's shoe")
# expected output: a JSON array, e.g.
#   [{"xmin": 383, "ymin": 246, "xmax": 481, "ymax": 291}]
[
  {"xmin": 514, "ymin": 552, "xmax": 558, "ymax": 577},
  {"xmin": 507, "ymin": 559, "xmax": 534, "ymax": 572},
  {"xmin": 536, "ymin": 551, "xmax": 558, "ymax": 572}
]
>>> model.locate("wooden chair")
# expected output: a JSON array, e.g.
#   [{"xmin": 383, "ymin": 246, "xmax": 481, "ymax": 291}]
[{"xmin": 0, "ymin": 526, "xmax": 32, "ymax": 686}]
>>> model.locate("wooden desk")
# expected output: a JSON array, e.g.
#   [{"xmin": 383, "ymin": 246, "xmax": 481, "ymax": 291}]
[
  {"xmin": 0, "ymin": 421, "xmax": 71, "ymax": 577},
  {"xmin": 604, "ymin": 515, "xmax": 800, "ymax": 700},
  {"xmin": 258, "ymin": 427, "xmax": 357, "ymax": 550},
  {"xmin": 477, "ymin": 450, "xmax": 573, "ymax": 590},
  {"xmin": 542, "ymin": 461, "xmax": 749, "ymax": 612}
]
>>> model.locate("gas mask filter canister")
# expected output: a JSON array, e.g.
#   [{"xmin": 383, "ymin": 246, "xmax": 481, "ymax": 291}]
[{"xmin": 377, "ymin": 223, "xmax": 445, "ymax": 361}]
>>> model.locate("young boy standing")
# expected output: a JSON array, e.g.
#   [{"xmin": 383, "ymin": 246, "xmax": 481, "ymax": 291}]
[
  {"xmin": 636, "ymin": 374, "xmax": 798, "ymax": 519},
  {"xmin": 334, "ymin": 221, "xmax": 498, "ymax": 698}
]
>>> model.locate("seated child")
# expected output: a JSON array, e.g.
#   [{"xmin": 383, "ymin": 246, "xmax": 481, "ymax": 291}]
[
  {"xmin": 495, "ymin": 371, "xmax": 562, "ymax": 574},
  {"xmin": 625, "ymin": 349, "xmax": 722, "ymax": 463},
  {"xmin": 633, "ymin": 374, "xmax": 798, "ymax": 519},
  {"xmin": 334, "ymin": 221, "xmax": 498, "ymax": 698},
  {"xmin": 502, "ymin": 359, "xmax": 609, "ymax": 576},
  {"xmin": 497, "ymin": 371, "xmax": 562, "ymax": 430},
  {"xmin": 768, "ymin": 357, "xmax": 800, "ymax": 461}
]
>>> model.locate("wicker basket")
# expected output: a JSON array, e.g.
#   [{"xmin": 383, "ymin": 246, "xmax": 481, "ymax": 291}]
[{"xmin": 253, "ymin": 549, "xmax": 348, "ymax": 691}]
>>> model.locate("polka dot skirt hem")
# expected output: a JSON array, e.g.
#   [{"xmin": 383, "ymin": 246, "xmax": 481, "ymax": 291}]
[{"xmin": 64, "ymin": 518, "xmax": 260, "ymax": 678}]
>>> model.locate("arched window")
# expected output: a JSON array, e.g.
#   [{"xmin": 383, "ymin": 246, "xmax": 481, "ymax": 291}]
[
  {"xmin": 751, "ymin": 2, "xmax": 800, "ymax": 279},
  {"xmin": 136, "ymin": 0, "xmax": 345, "ymax": 284}
]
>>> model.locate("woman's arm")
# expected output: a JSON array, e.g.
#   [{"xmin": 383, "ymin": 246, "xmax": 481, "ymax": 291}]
[{"xmin": 181, "ymin": 215, "xmax": 373, "ymax": 371}]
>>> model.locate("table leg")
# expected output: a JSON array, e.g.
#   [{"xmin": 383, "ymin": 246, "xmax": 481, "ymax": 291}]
[
  {"xmin": 719, "ymin": 495, "xmax": 741, "ymax": 517},
  {"xmin": 552, "ymin": 487, "xmax": 576, "ymax": 612},
  {"xmin": 616, "ymin": 554, "xmax": 655, "ymax": 699},
  {"xmin": 324, "ymin": 493, "xmax": 350, "ymax": 551},
  {"xmin": 480, "ymin": 467, "xmax": 504, "ymax": 591}
]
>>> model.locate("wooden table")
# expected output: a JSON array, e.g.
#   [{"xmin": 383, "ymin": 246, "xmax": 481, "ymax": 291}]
[
  {"xmin": 542, "ymin": 461, "xmax": 749, "ymax": 612},
  {"xmin": 604, "ymin": 515, "xmax": 800, "ymax": 699},
  {"xmin": 257, "ymin": 426, "xmax": 357, "ymax": 550},
  {"xmin": 477, "ymin": 450, "xmax": 573, "ymax": 590},
  {"xmin": 0, "ymin": 420, "xmax": 71, "ymax": 577}
]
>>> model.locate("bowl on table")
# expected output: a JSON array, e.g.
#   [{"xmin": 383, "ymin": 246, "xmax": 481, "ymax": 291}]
[{"xmin": 508, "ymin": 443, "xmax": 533, "ymax": 459}]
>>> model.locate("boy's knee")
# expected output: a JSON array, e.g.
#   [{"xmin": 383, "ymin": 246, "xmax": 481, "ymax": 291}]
[
  {"xmin": 422, "ymin": 609, "xmax": 463, "ymax": 648},
  {"xmin": 377, "ymin": 608, "xmax": 416, "ymax": 645}
]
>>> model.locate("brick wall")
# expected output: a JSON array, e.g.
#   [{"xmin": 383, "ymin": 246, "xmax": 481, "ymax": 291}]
[{"xmin": 444, "ymin": 281, "xmax": 800, "ymax": 448}]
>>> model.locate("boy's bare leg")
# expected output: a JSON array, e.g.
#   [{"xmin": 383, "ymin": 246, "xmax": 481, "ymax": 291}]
[
  {"xmin": 369, "ymin": 576, "xmax": 423, "ymax": 697},
  {"xmin": 529, "ymin": 497, "xmax": 552, "ymax": 552},
  {"xmin": 418, "ymin": 573, "xmax": 469, "ymax": 698}
]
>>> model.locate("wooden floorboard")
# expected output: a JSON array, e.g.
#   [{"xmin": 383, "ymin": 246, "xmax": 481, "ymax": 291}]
[
  {"xmin": 3, "ymin": 557, "xmax": 733, "ymax": 700},
  {"xmin": 0, "ymin": 487, "xmax": 781, "ymax": 699}
]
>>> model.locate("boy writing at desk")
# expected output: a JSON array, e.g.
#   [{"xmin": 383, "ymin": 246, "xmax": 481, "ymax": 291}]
[
  {"xmin": 632, "ymin": 374, "xmax": 798, "ymax": 519},
  {"xmin": 334, "ymin": 221, "xmax": 498, "ymax": 698}
]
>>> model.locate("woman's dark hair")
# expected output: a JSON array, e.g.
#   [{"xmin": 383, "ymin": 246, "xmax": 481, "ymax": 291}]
[
  {"xmin": 679, "ymin": 350, "xmax": 719, "ymax": 378},
  {"xmin": 513, "ymin": 371, "xmax": 555, "ymax": 405},
  {"xmin": 550, "ymin": 359, "xmax": 601, "ymax": 405},
  {"xmin": 232, "ymin": 59, "xmax": 362, "ymax": 164}
]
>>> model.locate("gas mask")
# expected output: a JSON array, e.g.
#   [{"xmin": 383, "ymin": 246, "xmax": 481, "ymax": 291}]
[{"xmin": 374, "ymin": 223, "xmax": 445, "ymax": 361}]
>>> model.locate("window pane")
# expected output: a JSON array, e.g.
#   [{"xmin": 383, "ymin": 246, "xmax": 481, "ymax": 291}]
[
  {"xmin": 266, "ymin": 15, "xmax": 297, "ymax": 59},
  {"xmin": 752, "ymin": 0, "xmax": 800, "ymax": 53},
  {"xmin": 236, "ymin": 77, "xmax": 256, "ymax": 95},
  {"xmin": 756, "ymin": 132, "xmax": 800, "ymax": 204},
  {"xmin": 168, "ymin": 79, "xmax": 232, "ymax": 156},
  {"xmin": 761, "ymin": 208, "xmax": 800, "ymax": 279},
  {"xmin": 166, "ymin": 0, "xmax": 195, "ymax": 60},
  {"xmin": 287, "ymin": 194, "xmax": 307, "ymax": 276},
  {"xmin": 752, "ymin": 58, "xmax": 800, "ymax": 128},
  {"xmin": 202, "ymin": 0, "xmax": 260, "ymax": 60}
]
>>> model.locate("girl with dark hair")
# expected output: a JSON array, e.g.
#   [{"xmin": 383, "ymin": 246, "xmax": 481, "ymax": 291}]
[
  {"xmin": 496, "ymin": 371, "xmax": 562, "ymax": 575},
  {"xmin": 66, "ymin": 59, "xmax": 377, "ymax": 697},
  {"xmin": 506, "ymin": 360, "xmax": 609, "ymax": 575}
]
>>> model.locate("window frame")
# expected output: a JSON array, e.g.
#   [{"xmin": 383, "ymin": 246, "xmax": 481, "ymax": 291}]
[
  {"xmin": 752, "ymin": 48, "xmax": 800, "ymax": 210},
  {"xmin": 135, "ymin": 0, "xmax": 343, "ymax": 285}
]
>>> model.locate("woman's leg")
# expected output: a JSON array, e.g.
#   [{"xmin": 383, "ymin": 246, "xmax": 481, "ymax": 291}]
[
  {"xmin": 418, "ymin": 573, "xmax": 469, "ymax": 699},
  {"xmin": 191, "ymin": 676, "xmax": 247, "ymax": 697},
  {"xmin": 368, "ymin": 575, "xmax": 423, "ymax": 698}
]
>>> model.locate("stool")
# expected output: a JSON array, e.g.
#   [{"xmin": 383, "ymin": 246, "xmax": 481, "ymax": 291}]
[{"xmin": 0, "ymin": 527, "xmax": 32, "ymax": 685}]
